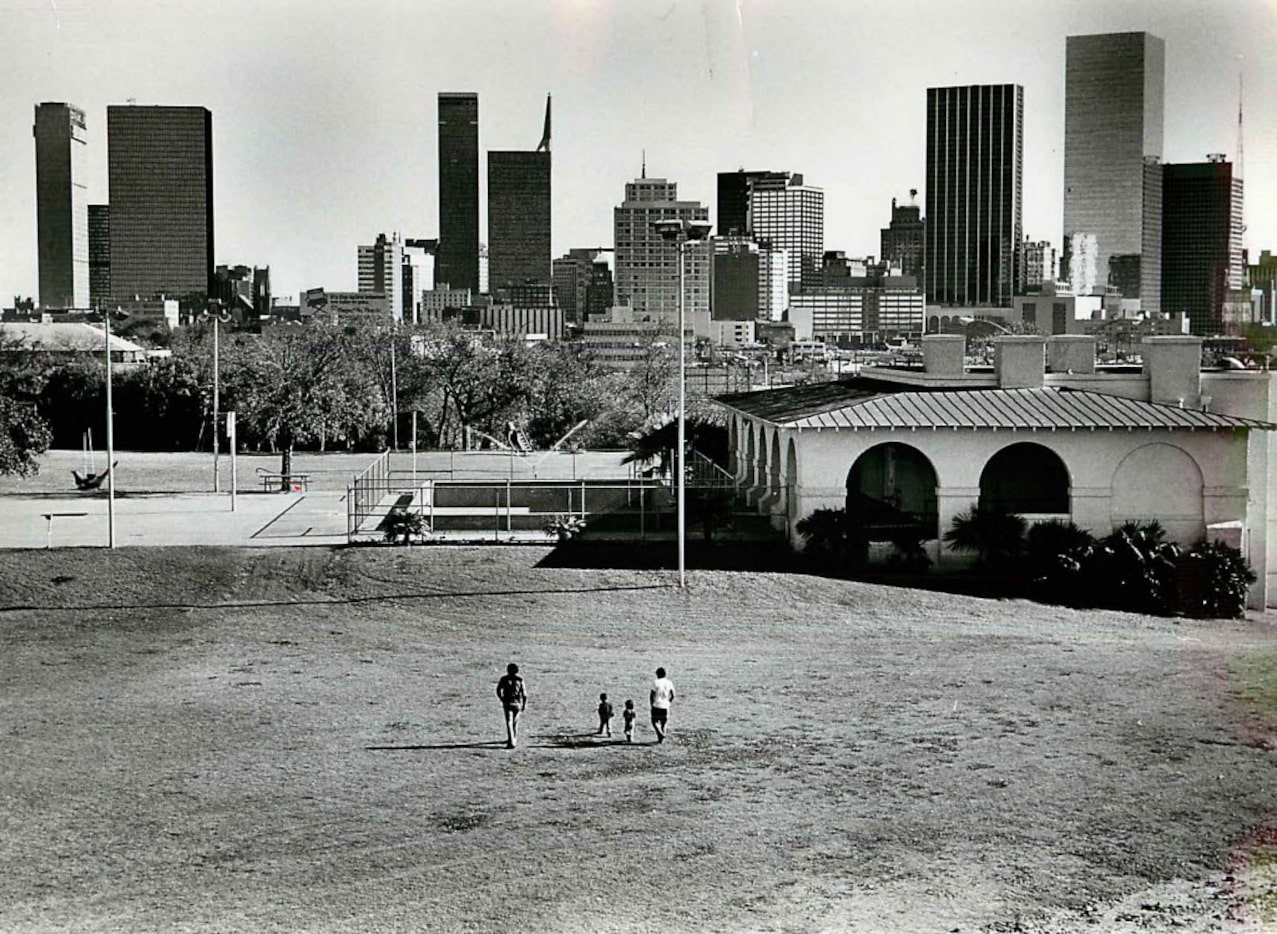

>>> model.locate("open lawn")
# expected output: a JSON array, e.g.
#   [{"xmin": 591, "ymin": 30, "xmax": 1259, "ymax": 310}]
[{"xmin": 1, "ymin": 547, "xmax": 1274, "ymax": 933}]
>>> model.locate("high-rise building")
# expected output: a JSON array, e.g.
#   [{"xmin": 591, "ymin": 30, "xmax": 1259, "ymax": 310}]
[
  {"xmin": 437, "ymin": 92, "xmax": 479, "ymax": 292},
  {"xmin": 88, "ymin": 204, "xmax": 110, "ymax": 306},
  {"xmin": 716, "ymin": 169, "xmax": 788, "ymax": 237},
  {"xmin": 358, "ymin": 233, "xmax": 404, "ymax": 323},
  {"xmin": 1162, "ymin": 157, "xmax": 1245, "ymax": 335},
  {"xmin": 613, "ymin": 176, "xmax": 711, "ymax": 330},
  {"xmin": 880, "ymin": 193, "xmax": 925, "ymax": 279},
  {"xmin": 925, "ymin": 84, "xmax": 1024, "ymax": 307},
  {"xmin": 33, "ymin": 102, "xmax": 89, "ymax": 309},
  {"xmin": 553, "ymin": 248, "xmax": 613, "ymax": 326},
  {"xmin": 711, "ymin": 238, "xmax": 761, "ymax": 323},
  {"xmin": 746, "ymin": 173, "xmax": 823, "ymax": 289},
  {"xmin": 402, "ymin": 239, "xmax": 436, "ymax": 324},
  {"xmin": 1248, "ymin": 250, "xmax": 1277, "ymax": 325},
  {"xmin": 489, "ymin": 96, "xmax": 551, "ymax": 295},
  {"xmin": 107, "ymin": 105, "xmax": 213, "ymax": 300},
  {"xmin": 1021, "ymin": 239, "xmax": 1057, "ymax": 292},
  {"xmin": 1063, "ymin": 32, "xmax": 1165, "ymax": 310}
]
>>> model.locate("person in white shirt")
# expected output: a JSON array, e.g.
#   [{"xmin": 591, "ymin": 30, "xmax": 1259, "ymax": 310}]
[{"xmin": 649, "ymin": 666, "xmax": 675, "ymax": 743}]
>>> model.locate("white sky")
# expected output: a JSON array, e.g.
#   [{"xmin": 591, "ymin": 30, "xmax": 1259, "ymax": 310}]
[{"xmin": 1, "ymin": 0, "xmax": 1274, "ymax": 303}]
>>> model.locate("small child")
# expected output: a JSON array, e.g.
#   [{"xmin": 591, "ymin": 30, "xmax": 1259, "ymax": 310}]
[
  {"xmin": 597, "ymin": 693, "xmax": 614, "ymax": 736},
  {"xmin": 622, "ymin": 699, "xmax": 637, "ymax": 743}
]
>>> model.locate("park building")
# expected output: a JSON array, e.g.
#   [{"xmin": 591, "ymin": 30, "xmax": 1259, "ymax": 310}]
[{"xmin": 716, "ymin": 332, "xmax": 1277, "ymax": 609}]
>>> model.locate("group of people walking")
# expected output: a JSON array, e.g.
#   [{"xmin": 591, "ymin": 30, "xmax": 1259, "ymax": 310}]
[{"xmin": 495, "ymin": 663, "xmax": 675, "ymax": 749}]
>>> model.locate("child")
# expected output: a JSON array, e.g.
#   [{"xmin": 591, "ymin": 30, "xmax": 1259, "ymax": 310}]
[
  {"xmin": 597, "ymin": 693, "xmax": 614, "ymax": 736},
  {"xmin": 622, "ymin": 699, "xmax": 637, "ymax": 743}
]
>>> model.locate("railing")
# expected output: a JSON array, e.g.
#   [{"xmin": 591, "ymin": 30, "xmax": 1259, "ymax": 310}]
[{"xmin": 347, "ymin": 450, "xmax": 391, "ymax": 541}]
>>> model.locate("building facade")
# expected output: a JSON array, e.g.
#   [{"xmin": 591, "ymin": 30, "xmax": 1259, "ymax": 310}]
[
  {"xmin": 33, "ymin": 102, "xmax": 90, "ymax": 309},
  {"xmin": 1161, "ymin": 158, "xmax": 1245, "ymax": 336},
  {"xmin": 1021, "ymin": 239, "xmax": 1057, "ymax": 292},
  {"xmin": 358, "ymin": 233, "xmax": 404, "ymax": 323},
  {"xmin": 925, "ymin": 84, "xmax": 1024, "ymax": 308},
  {"xmin": 613, "ymin": 177, "xmax": 711, "ymax": 330},
  {"xmin": 437, "ymin": 93, "xmax": 480, "ymax": 292},
  {"xmin": 747, "ymin": 173, "xmax": 823, "ymax": 289},
  {"xmin": 880, "ymin": 194, "xmax": 925, "ymax": 279},
  {"xmin": 106, "ymin": 105, "xmax": 214, "ymax": 300},
  {"xmin": 716, "ymin": 169, "xmax": 788, "ymax": 237},
  {"xmin": 488, "ymin": 151, "xmax": 551, "ymax": 292},
  {"xmin": 1063, "ymin": 32, "xmax": 1165, "ymax": 310},
  {"xmin": 88, "ymin": 204, "xmax": 110, "ymax": 307}
]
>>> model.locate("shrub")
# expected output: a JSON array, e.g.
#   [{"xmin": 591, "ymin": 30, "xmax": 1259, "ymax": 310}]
[
  {"xmin": 544, "ymin": 514, "xmax": 586, "ymax": 543},
  {"xmin": 383, "ymin": 511, "xmax": 429, "ymax": 545},
  {"xmin": 1175, "ymin": 539, "xmax": 1256, "ymax": 619},
  {"xmin": 943, "ymin": 506, "xmax": 1027, "ymax": 570},
  {"xmin": 1086, "ymin": 521, "xmax": 1180, "ymax": 615},
  {"xmin": 795, "ymin": 508, "xmax": 867, "ymax": 570},
  {"xmin": 1024, "ymin": 519, "xmax": 1095, "ymax": 603},
  {"xmin": 885, "ymin": 527, "xmax": 932, "ymax": 572}
]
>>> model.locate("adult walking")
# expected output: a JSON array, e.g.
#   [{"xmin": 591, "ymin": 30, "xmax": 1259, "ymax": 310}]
[
  {"xmin": 496, "ymin": 662, "xmax": 527, "ymax": 749},
  {"xmin": 650, "ymin": 666, "xmax": 675, "ymax": 743}
]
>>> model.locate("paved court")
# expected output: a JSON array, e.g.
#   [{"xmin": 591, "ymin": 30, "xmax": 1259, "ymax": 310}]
[{"xmin": 0, "ymin": 491, "xmax": 347, "ymax": 549}]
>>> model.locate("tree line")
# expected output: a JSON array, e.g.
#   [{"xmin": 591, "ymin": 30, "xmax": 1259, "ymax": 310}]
[{"xmin": 1, "ymin": 320, "xmax": 706, "ymax": 476}]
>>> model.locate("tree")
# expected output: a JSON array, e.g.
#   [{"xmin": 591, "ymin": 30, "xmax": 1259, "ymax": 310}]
[
  {"xmin": 417, "ymin": 327, "xmax": 534, "ymax": 448},
  {"xmin": 943, "ymin": 505, "xmax": 1027, "ymax": 569},
  {"xmin": 222, "ymin": 324, "xmax": 378, "ymax": 483},
  {"xmin": 0, "ymin": 395, "xmax": 52, "ymax": 477}
]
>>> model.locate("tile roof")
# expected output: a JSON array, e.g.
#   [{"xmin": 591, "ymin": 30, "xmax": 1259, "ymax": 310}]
[{"xmin": 716, "ymin": 380, "xmax": 1276, "ymax": 432}]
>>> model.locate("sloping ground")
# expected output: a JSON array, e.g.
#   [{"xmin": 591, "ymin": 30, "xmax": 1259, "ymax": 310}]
[{"xmin": 0, "ymin": 547, "xmax": 1273, "ymax": 933}]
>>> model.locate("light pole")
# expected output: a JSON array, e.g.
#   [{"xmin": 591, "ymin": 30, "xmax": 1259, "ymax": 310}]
[
  {"xmin": 654, "ymin": 217, "xmax": 713, "ymax": 588},
  {"xmin": 98, "ymin": 304, "xmax": 128, "ymax": 549},
  {"xmin": 201, "ymin": 302, "xmax": 230, "ymax": 492}
]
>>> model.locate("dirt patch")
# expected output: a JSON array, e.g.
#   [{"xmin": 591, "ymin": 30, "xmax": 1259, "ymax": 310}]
[{"xmin": 0, "ymin": 546, "xmax": 1273, "ymax": 932}]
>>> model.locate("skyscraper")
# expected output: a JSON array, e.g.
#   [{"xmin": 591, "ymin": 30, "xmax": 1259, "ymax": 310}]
[
  {"xmin": 1063, "ymin": 32, "xmax": 1165, "ymax": 310},
  {"xmin": 33, "ymin": 102, "xmax": 89, "ymax": 309},
  {"xmin": 107, "ymin": 105, "xmax": 213, "ymax": 299},
  {"xmin": 716, "ymin": 169, "xmax": 788, "ymax": 237},
  {"xmin": 925, "ymin": 84, "xmax": 1023, "ymax": 307},
  {"xmin": 488, "ymin": 97, "xmax": 551, "ymax": 294},
  {"xmin": 746, "ymin": 173, "xmax": 823, "ymax": 289},
  {"xmin": 613, "ymin": 176, "xmax": 710, "ymax": 329},
  {"xmin": 88, "ymin": 204, "xmax": 110, "ymax": 305},
  {"xmin": 358, "ymin": 233, "xmax": 404, "ymax": 322},
  {"xmin": 880, "ymin": 193, "xmax": 925, "ymax": 279},
  {"xmin": 1161, "ymin": 157, "xmax": 1244, "ymax": 335},
  {"xmin": 437, "ymin": 93, "xmax": 480, "ymax": 292}
]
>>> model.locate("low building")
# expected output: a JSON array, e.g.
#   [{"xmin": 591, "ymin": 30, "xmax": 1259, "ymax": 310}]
[
  {"xmin": 0, "ymin": 321, "xmax": 151, "ymax": 364},
  {"xmin": 716, "ymin": 333, "xmax": 1277, "ymax": 608}
]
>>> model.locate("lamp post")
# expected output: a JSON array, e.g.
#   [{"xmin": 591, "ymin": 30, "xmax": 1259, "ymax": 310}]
[
  {"xmin": 98, "ymin": 303, "xmax": 128, "ymax": 549},
  {"xmin": 654, "ymin": 217, "xmax": 713, "ymax": 589},
  {"xmin": 200, "ymin": 302, "xmax": 230, "ymax": 492}
]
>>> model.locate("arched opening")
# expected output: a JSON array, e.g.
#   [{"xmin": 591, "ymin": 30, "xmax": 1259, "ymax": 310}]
[
  {"xmin": 728, "ymin": 418, "xmax": 739, "ymax": 477},
  {"xmin": 1112, "ymin": 443, "xmax": 1204, "ymax": 543},
  {"xmin": 979, "ymin": 442, "xmax": 1070, "ymax": 514},
  {"xmin": 846, "ymin": 443, "xmax": 939, "ymax": 539},
  {"xmin": 756, "ymin": 428, "xmax": 769, "ymax": 495},
  {"xmin": 743, "ymin": 424, "xmax": 756, "ymax": 487},
  {"xmin": 769, "ymin": 433, "xmax": 782, "ymax": 496},
  {"xmin": 785, "ymin": 439, "xmax": 799, "ymax": 527}
]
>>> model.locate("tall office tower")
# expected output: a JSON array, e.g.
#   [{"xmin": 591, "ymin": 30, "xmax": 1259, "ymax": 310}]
[
  {"xmin": 437, "ymin": 92, "xmax": 480, "ymax": 291},
  {"xmin": 107, "ymin": 105, "xmax": 213, "ymax": 299},
  {"xmin": 758, "ymin": 246, "xmax": 789, "ymax": 322},
  {"xmin": 1021, "ymin": 238, "xmax": 1057, "ymax": 292},
  {"xmin": 488, "ymin": 98, "xmax": 551, "ymax": 295},
  {"xmin": 33, "ymin": 103, "xmax": 90, "ymax": 309},
  {"xmin": 925, "ymin": 84, "xmax": 1023, "ymax": 307},
  {"xmin": 88, "ymin": 204, "xmax": 110, "ymax": 306},
  {"xmin": 1063, "ymin": 32, "xmax": 1165, "ymax": 311},
  {"xmin": 746, "ymin": 173, "xmax": 823, "ymax": 289},
  {"xmin": 552, "ymin": 248, "xmax": 612, "ymax": 326},
  {"xmin": 402, "ymin": 240, "xmax": 436, "ymax": 324},
  {"xmin": 716, "ymin": 169, "xmax": 788, "ymax": 236},
  {"xmin": 1162, "ymin": 157, "xmax": 1245, "ymax": 335},
  {"xmin": 711, "ymin": 238, "xmax": 761, "ymax": 322},
  {"xmin": 613, "ymin": 176, "xmax": 711, "ymax": 328},
  {"xmin": 880, "ymin": 193, "xmax": 925, "ymax": 279},
  {"xmin": 358, "ymin": 233, "xmax": 404, "ymax": 322}
]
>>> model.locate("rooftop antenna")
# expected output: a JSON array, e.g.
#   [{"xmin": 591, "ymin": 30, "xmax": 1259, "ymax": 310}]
[
  {"xmin": 1236, "ymin": 70, "xmax": 1244, "ymax": 181},
  {"xmin": 641, "ymin": 149, "xmax": 646, "ymax": 179},
  {"xmin": 536, "ymin": 93, "xmax": 551, "ymax": 153}
]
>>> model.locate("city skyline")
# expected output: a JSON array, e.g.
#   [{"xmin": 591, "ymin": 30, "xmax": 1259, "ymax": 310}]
[{"xmin": 1, "ymin": 0, "xmax": 1274, "ymax": 305}]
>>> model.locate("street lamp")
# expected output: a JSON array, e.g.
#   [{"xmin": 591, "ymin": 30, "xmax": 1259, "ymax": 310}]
[
  {"xmin": 200, "ymin": 302, "xmax": 232, "ymax": 492},
  {"xmin": 654, "ymin": 216, "xmax": 713, "ymax": 589},
  {"xmin": 95, "ymin": 303, "xmax": 129, "ymax": 549}
]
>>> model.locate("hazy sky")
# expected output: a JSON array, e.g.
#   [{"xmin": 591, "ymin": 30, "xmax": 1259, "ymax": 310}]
[{"xmin": 1, "ymin": 0, "xmax": 1274, "ymax": 304}]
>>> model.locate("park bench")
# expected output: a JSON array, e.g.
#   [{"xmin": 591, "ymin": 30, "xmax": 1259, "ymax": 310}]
[
  {"xmin": 41, "ymin": 512, "xmax": 87, "ymax": 548},
  {"xmin": 258, "ymin": 472, "xmax": 310, "ymax": 492}
]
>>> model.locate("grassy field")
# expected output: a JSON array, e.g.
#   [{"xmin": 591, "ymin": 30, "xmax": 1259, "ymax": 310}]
[{"xmin": 1, "ymin": 546, "xmax": 1274, "ymax": 933}]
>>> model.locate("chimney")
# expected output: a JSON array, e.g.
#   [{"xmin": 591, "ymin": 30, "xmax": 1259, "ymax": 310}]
[
  {"xmin": 1142, "ymin": 336, "xmax": 1202, "ymax": 406},
  {"xmin": 1047, "ymin": 334, "xmax": 1097, "ymax": 375},
  {"xmin": 921, "ymin": 334, "xmax": 965, "ymax": 376},
  {"xmin": 994, "ymin": 335, "xmax": 1047, "ymax": 389}
]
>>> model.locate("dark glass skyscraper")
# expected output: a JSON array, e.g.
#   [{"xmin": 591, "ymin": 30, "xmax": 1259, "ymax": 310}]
[
  {"xmin": 88, "ymin": 204, "xmax": 110, "ymax": 305},
  {"xmin": 437, "ymin": 92, "xmax": 479, "ymax": 292},
  {"xmin": 716, "ymin": 170, "xmax": 787, "ymax": 237},
  {"xmin": 487, "ymin": 96, "xmax": 551, "ymax": 294},
  {"xmin": 925, "ymin": 84, "xmax": 1023, "ymax": 307},
  {"xmin": 1162, "ymin": 159, "xmax": 1244, "ymax": 335},
  {"xmin": 34, "ymin": 102, "xmax": 89, "ymax": 309},
  {"xmin": 1063, "ymin": 32, "xmax": 1164, "ymax": 309},
  {"xmin": 107, "ymin": 105, "xmax": 213, "ymax": 299}
]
